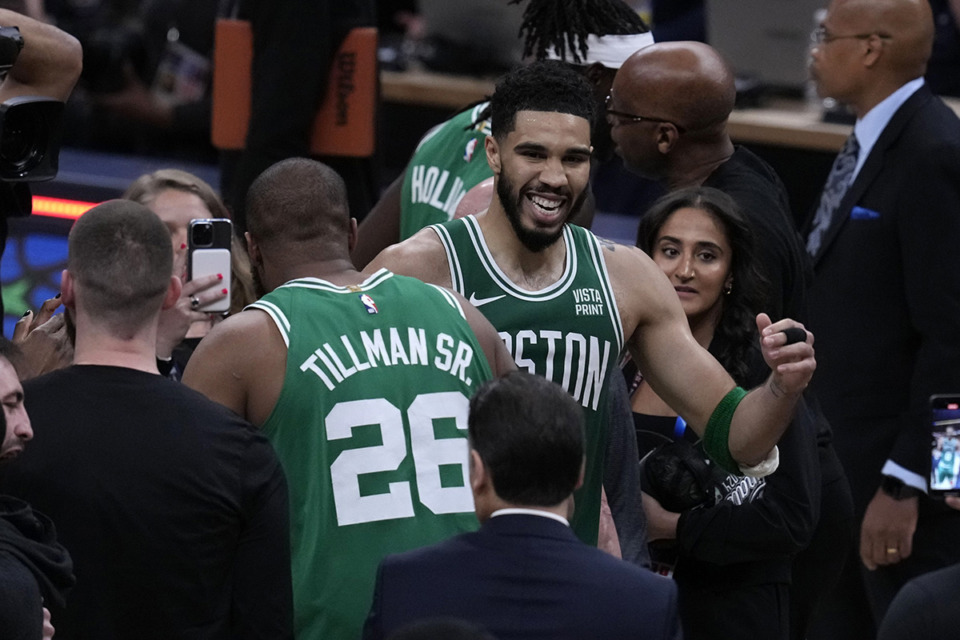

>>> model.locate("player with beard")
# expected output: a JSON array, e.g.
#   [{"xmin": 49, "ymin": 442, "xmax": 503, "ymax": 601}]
[
  {"xmin": 351, "ymin": 0, "xmax": 655, "ymax": 269},
  {"xmin": 368, "ymin": 60, "xmax": 818, "ymax": 546},
  {"xmin": 494, "ymin": 149, "xmax": 589, "ymax": 253}
]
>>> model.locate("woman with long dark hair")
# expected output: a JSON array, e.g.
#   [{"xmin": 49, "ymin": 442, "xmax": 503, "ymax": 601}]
[{"xmin": 626, "ymin": 186, "xmax": 830, "ymax": 639}]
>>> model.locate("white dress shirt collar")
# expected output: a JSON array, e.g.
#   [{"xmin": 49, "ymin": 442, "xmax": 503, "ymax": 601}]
[
  {"xmin": 490, "ymin": 508, "xmax": 570, "ymax": 527},
  {"xmin": 851, "ymin": 77, "xmax": 925, "ymax": 180}
]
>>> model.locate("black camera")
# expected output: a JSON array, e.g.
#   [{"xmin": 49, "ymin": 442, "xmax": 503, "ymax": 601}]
[
  {"xmin": 0, "ymin": 96, "xmax": 64, "ymax": 182},
  {"xmin": 0, "ymin": 25, "xmax": 65, "ymax": 183}
]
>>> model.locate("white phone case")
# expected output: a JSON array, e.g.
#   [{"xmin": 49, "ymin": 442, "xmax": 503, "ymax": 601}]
[{"xmin": 190, "ymin": 248, "xmax": 231, "ymax": 313}]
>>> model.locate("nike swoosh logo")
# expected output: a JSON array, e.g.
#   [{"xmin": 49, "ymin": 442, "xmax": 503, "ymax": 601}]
[{"xmin": 468, "ymin": 292, "xmax": 506, "ymax": 307}]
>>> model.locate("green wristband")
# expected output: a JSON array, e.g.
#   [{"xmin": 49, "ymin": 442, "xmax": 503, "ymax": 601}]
[{"xmin": 703, "ymin": 386, "xmax": 748, "ymax": 474}]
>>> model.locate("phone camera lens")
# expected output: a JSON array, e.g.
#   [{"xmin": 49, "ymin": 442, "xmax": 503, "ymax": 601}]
[{"xmin": 192, "ymin": 222, "xmax": 214, "ymax": 247}]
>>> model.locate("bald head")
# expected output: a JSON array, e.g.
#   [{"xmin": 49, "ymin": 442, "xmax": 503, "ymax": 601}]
[
  {"xmin": 614, "ymin": 41, "xmax": 735, "ymax": 134},
  {"xmin": 811, "ymin": 0, "xmax": 934, "ymax": 114},
  {"xmin": 246, "ymin": 158, "xmax": 352, "ymax": 259},
  {"xmin": 830, "ymin": 0, "xmax": 933, "ymax": 79}
]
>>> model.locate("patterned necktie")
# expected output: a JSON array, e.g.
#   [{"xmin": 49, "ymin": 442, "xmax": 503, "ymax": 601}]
[{"xmin": 806, "ymin": 133, "xmax": 860, "ymax": 256}]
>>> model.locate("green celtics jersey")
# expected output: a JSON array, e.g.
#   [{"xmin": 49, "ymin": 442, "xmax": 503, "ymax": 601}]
[
  {"xmin": 250, "ymin": 269, "xmax": 493, "ymax": 640},
  {"xmin": 400, "ymin": 102, "xmax": 493, "ymax": 240},
  {"xmin": 431, "ymin": 217, "xmax": 625, "ymax": 545}
]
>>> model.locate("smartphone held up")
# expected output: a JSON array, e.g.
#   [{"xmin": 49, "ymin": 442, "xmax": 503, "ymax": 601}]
[
  {"xmin": 931, "ymin": 394, "xmax": 960, "ymax": 498},
  {"xmin": 187, "ymin": 218, "xmax": 232, "ymax": 314}
]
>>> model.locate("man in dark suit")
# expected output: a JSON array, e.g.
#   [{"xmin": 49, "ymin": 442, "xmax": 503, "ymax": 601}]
[
  {"xmin": 362, "ymin": 371, "xmax": 681, "ymax": 640},
  {"xmin": 804, "ymin": 0, "xmax": 960, "ymax": 637}
]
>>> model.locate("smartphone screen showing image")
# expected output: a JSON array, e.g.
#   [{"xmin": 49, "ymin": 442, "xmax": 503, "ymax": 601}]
[{"xmin": 930, "ymin": 395, "xmax": 960, "ymax": 497}]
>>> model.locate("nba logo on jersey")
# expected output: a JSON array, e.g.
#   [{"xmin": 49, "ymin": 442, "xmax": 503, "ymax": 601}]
[
  {"xmin": 359, "ymin": 293, "xmax": 378, "ymax": 314},
  {"xmin": 464, "ymin": 138, "xmax": 477, "ymax": 162}
]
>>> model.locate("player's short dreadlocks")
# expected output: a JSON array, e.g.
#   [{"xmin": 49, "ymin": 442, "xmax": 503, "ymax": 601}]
[{"xmin": 510, "ymin": 0, "xmax": 650, "ymax": 64}]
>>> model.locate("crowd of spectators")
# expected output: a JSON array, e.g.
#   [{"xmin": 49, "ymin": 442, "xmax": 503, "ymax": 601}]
[{"xmin": 0, "ymin": 0, "xmax": 959, "ymax": 639}]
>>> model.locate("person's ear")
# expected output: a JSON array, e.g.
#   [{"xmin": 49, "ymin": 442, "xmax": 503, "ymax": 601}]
[
  {"xmin": 862, "ymin": 34, "xmax": 885, "ymax": 68},
  {"xmin": 60, "ymin": 269, "xmax": 75, "ymax": 309},
  {"xmin": 584, "ymin": 61, "xmax": 616, "ymax": 99},
  {"xmin": 655, "ymin": 123, "xmax": 681, "ymax": 154},
  {"xmin": 575, "ymin": 458, "xmax": 586, "ymax": 491},
  {"xmin": 161, "ymin": 275, "xmax": 182, "ymax": 310},
  {"xmin": 469, "ymin": 449, "xmax": 488, "ymax": 493},
  {"xmin": 348, "ymin": 217, "xmax": 358, "ymax": 253},
  {"xmin": 245, "ymin": 232, "xmax": 261, "ymax": 268},
  {"xmin": 485, "ymin": 135, "xmax": 502, "ymax": 174}
]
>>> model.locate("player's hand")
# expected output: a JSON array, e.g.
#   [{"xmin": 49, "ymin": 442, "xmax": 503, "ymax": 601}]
[
  {"xmin": 860, "ymin": 488, "xmax": 917, "ymax": 570},
  {"xmin": 156, "ymin": 274, "xmax": 227, "ymax": 358},
  {"xmin": 757, "ymin": 313, "xmax": 815, "ymax": 398},
  {"xmin": 642, "ymin": 492, "xmax": 680, "ymax": 542},
  {"xmin": 946, "ymin": 495, "xmax": 960, "ymax": 511}
]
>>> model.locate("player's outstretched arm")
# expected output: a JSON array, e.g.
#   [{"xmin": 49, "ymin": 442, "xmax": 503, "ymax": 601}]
[{"xmin": 610, "ymin": 245, "xmax": 814, "ymax": 470}]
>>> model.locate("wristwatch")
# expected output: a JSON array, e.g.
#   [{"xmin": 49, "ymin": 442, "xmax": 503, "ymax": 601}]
[{"xmin": 880, "ymin": 475, "xmax": 921, "ymax": 500}]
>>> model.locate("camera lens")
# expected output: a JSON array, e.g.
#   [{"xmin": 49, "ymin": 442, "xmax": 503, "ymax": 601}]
[
  {"xmin": 0, "ymin": 97, "xmax": 64, "ymax": 182},
  {"xmin": 0, "ymin": 107, "xmax": 43, "ymax": 175},
  {"xmin": 192, "ymin": 222, "xmax": 214, "ymax": 247}
]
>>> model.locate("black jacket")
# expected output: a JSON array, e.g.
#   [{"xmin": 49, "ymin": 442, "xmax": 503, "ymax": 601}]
[{"xmin": 0, "ymin": 495, "xmax": 74, "ymax": 638}]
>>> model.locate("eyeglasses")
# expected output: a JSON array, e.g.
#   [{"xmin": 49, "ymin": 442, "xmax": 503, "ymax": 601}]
[
  {"xmin": 811, "ymin": 26, "xmax": 892, "ymax": 45},
  {"xmin": 604, "ymin": 94, "xmax": 687, "ymax": 134}
]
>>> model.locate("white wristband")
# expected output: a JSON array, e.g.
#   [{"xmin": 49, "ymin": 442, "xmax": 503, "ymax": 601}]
[{"xmin": 739, "ymin": 446, "xmax": 780, "ymax": 478}]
